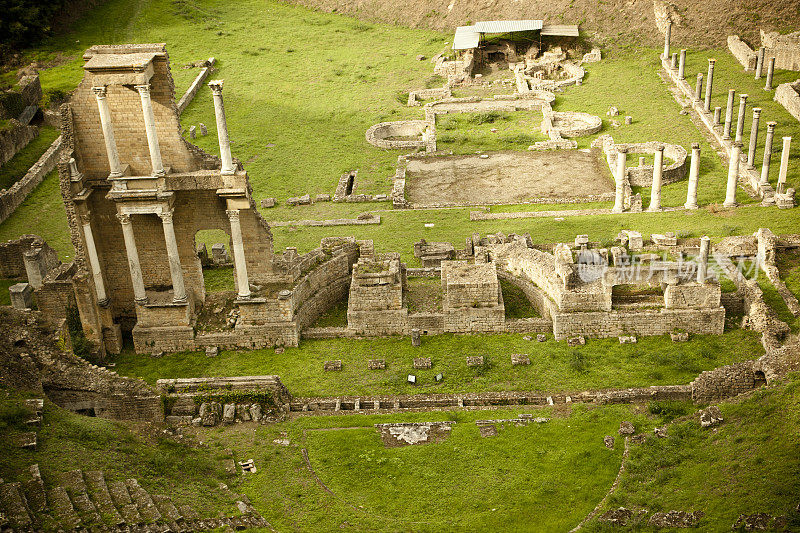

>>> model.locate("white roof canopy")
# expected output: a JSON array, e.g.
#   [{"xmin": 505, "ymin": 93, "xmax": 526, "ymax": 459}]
[
  {"xmin": 452, "ymin": 20, "xmax": 578, "ymax": 50},
  {"xmin": 472, "ymin": 20, "xmax": 543, "ymax": 33},
  {"xmin": 453, "ymin": 26, "xmax": 481, "ymax": 50}
]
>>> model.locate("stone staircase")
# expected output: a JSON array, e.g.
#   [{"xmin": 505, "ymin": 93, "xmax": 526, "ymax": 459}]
[{"xmin": 0, "ymin": 467, "xmax": 270, "ymax": 532}]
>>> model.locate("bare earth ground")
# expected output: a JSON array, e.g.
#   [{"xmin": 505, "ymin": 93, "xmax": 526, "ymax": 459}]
[{"xmin": 405, "ymin": 149, "xmax": 613, "ymax": 206}]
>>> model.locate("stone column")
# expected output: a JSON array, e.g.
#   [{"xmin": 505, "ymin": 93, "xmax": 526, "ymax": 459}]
[
  {"xmin": 134, "ymin": 84, "xmax": 165, "ymax": 176},
  {"xmin": 81, "ymin": 213, "xmax": 109, "ymax": 307},
  {"xmin": 209, "ymin": 80, "xmax": 235, "ymax": 175},
  {"xmin": 91, "ymin": 86, "xmax": 123, "ymax": 178},
  {"xmin": 764, "ymin": 57, "xmax": 775, "ymax": 91},
  {"xmin": 704, "ymin": 59, "xmax": 715, "ymax": 113},
  {"xmin": 663, "ymin": 21, "xmax": 672, "ymax": 60},
  {"xmin": 648, "ymin": 145, "xmax": 665, "ymax": 212},
  {"xmin": 158, "ymin": 210, "xmax": 187, "ymax": 304},
  {"xmin": 671, "ymin": 52, "xmax": 677, "ymax": 69},
  {"xmin": 613, "ymin": 147, "xmax": 627, "ymax": 213},
  {"xmin": 761, "ymin": 121, "xmax": 777, "ymax": 185},
  {"xmin": 694, "ymin": 73, "xmax": 704, "ymax": 103},
  {"xmin": 735, "ymin": 94, "xmax": 748, "ymax": 143},
  {"xmin": 723, "ymin": 89, "xmax": 735, "ymax": 140},
  {"xmin": 697, "ymin": 236, "xmax": 710, "ymax": 284},
  {"xmin": 678, "ymin": 49, "xmax": 687, "ymax": 79},
  {"xmin": 724, "ymin": 142, "xmax": 742, "ymax": 207},
  {"xmin": 755, "ymin": 47, "xmax": 765, "ymax": 79},
  {"xmin": 685, "ymin": 143, "xmax": 701, "ymax": 209},
  {"xmin": 226, "ymin": 209, "xmax": 251, "ymax": 300},
  {"xmin": 747, "ymin": 107, "xmax": 762, "ymax": 169},
  {"xmin": 778, "ymin": 137, "xmax": 791, "ymax": 194},
  {"xmin": 713, "ymin": 107, "xmax": 721, "ymax": 126},
  {"xmin": 116, "ymin": 213, "xmax": 148, "ymax": 304}
]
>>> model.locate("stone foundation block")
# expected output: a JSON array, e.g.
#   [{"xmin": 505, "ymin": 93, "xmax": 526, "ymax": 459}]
[
  {"xmin": 368, "ymin": 359, "xmax": 385, "ymax": 370},
  {"xmin": 324, "ymin": 360, "xmax": 342, "ymax": 371},
  {"xmin": 511, "ymin": 354, "xmax": 530, "ymax": 366},
  {"xmin": 413, "ymin": 357, "xmax": 432, "ymax": 369},
  {"xmin": 9, "ymin": 283, "xmax": 33, "ymax": 310},
  {"xmin": 466, "ymin": 356, "xmax": 484, "ymax": 367}
]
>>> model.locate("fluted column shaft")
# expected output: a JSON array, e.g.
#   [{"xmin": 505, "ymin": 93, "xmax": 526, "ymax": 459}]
[
  {"xmin": 735, "ymin": 94, "xmax": 748, "ymax": 144},
  {"xmin": 724, "ymin": 142, "xmax": 742, "ymax": 207},
  {"xmin": 778, "ymin": 137, "xmax": 791, "ymax": 194},
  {"xmin": 648, "ymin": 145, "xmax": 665, "ymax": 211},
  {"xmin": 685, "ymin": 143, "xmax": 701, "ymax": 209},
  {"xmin": 117, "ymin": 213, "xmax": 147, "ymax": 304},
  {"xmin": 81, "ymin": 213, "xmax": 108, "ymax": 306},
  {"xmin": 761, "ymin": 122, "xmax": 777, "ymax": 184},
  {"xmin": 613, "ymin": 147, "xmax": 627, "ymax": 213},
  {"xmin": 663, "ymin": 22, "xmax": 672, "ymax": 60},
  {"xmin": 704, "ymin": 59, "xmax": 715, "ymax": 113},
  {"xmin": 747, "ymin": 108, "xmax": 762, "ymax": 169},
  {"xmin": 678, "ymin": 49, "xmax": 687, "ymax": 79},
  {"xmin": 765, "ymin": 57, "xmax": 775, "ymax": 91},
  {"xmin": 723, "ymin": 89, "xmax": 735, "ymax": 140}
]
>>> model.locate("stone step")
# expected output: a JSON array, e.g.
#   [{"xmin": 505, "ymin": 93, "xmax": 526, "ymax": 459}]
[
  {"xmin": 0, "ymin": 482, "xmax": 32, "ymax": 529},
  {"xmin": 152, "ymin": 493, "xmax": 182, "ymax": 522},
  {"xmin": 126, "ymin": 478, "xmax": 162, "ymax": 523},
  {"xmin": 21, "ymin": 477, "xmax": 47, "ymax": 513},
  {"xmin": 108, "ymin": 479, "xmax": 143, "ymax": 525},
  {"xmin": 46, "ymin": 486, "xmax": 81, "ymax": 530},
  {"xmin": 59, "ymin": 469, "xmax": 103, "ymax": 525},
  {"xmin": 84, "ymin": 470, "xmax": 125, "ymax": 526},
  {"xmin": 178, "ymin": 504, "xmax": 199, "ymax": 520}
]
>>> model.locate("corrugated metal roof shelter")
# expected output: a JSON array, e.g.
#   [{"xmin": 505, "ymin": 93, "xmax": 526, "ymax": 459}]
[
  {"xmin": 453, "ymin": 26, "xmax": 482, "ymax": 50},
  {"xmin": 540, "ymin": 24, "xmax": 580, "ymax": 37},
  {"xmin": 472, "ymin": 20, "xmax": 543, "ymax": 33}
]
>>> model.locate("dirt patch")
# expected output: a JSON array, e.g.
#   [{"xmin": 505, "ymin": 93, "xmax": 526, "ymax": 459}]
[{"xmin": 404, "ymin": 149, "xmax": 613, "ymax": 207}]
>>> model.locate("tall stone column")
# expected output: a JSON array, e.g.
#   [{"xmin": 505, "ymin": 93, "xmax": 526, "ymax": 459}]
[
  {"xmin": 226, "ymin": 209, "xmax": 251, "ymax": 300},
  {"xmin": 663, "ymin": 21, "xmax": 672, "ymax": 60},
  {"xmin": 91, "ymin": 86, "xmax": 123, "ymax": 178},
  {"xmin": 735, "ymin": 94, "xmax": 748, "ymax": 143},
  {"xmin": 694, "ymin": 73, "xmax": 704, "ymax": 103},
  {"xmin": 80, "ymin": 212, "xmax": 109, "ymax": 306},
  {"xmin": 704, "ymin": 59, "xmax": 715, "ymax": 113},
  {"xmin": 755, "ymin": 47, "xmax": 765, "ymax": 79},
  {"xmin": 648, "ymin": 145, "xmax": 665, "ymax": 212},
  {"xmin": 685, "ymin": 143, "xmax": 701, "ymax": 209},
  {"xmin": 613, "ymin": 147, "xmax": 627, "ymax": 213},
  {"xmin": 778, "ymin": 137, "xmax": 791, "ymax": 194},
  {"xmin": 761, "ymin": 121, "xmax": 777, "ymax": 185},
  {"xmin": 678, "ymin": 49, "xmax": 687, "ymax": 79},
  {"xmin": 764, "ymin": 57, "xmax": 775, "ymax": 91},
  {"xmin": 209, "ymin": 80, "xmax": 236, "ymax": 175},
  {"xmin": 723, "ymin": 89, "xmax": 735, "ymax": 140},
  {"xmin": 747, "ymin": 107, "xmax": 762, "ymax": 169},
  {"xmin": 116, "ymin": 213, "xmax": 148, "ymax": 304},
  {"xmin": 670, "ymin": 53, "xmax": 678, "ymax": 69},
  {"xmin": 158, "ymin": 210, "xmax": 187, "ymax": 303},
  {"xmin": 697, "ymin": 236, "xmax": 710, "ymax": 284},
  {"xmin": 724, "ymin": 142, "xmax": 742, "ymax": 207},
  {"xmin": 134, "ymin": 84, "xmax": 165, "ymax": 176}
]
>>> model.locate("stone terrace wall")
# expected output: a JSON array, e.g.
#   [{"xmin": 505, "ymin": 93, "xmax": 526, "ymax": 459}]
[
  {"xmin": 761, "ymin": 29, "xmax": 800, "ymax": 71},
  {"xmin": 727, "ymin": 35, "xmax": 757, "ymax": 71},
  {"xmin": 691, "ymin": 361, "xmax": 756, "ymax": 403},
  {"xmin": 552, "ymin": 307, "xmax": 725, "ymax": 340},
  {"xmin": 774, "ymin": 81, "xmax": 800, "ymax": 123},
  {"xmin": 0, "ymin": 120, "xmax": 37, "ymax": 167},
  {"xmin": 496, "ymin": 269, "xmax": 555, "ymax": 320},
  {"xmin": 0, "ymin": 135, "xmax": 63, "ymax": 224},
  {"xmin": 0, "ymin": 234, "xmax": 43, "ymax": 278}
]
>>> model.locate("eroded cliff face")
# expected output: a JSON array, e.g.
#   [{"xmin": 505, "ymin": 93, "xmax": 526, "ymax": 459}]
[{"xmin": 283, "ymin": 0, "xmax": 800, "ymax": 49}]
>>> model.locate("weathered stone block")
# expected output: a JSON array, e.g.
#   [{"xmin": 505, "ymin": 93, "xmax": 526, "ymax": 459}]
[
  {"xmin": 9, "ymin": 283, "xmax": 33, "ymax": 310},
  {"xmin": 618, "ymin": 421, "xmax": 635, "ymax": 435},
  {"xmin": 222, "ymin": 403, "xmax": 236, "ymax": 424},
  {"xmin": 618, "ymin": 336, "xmax": 637, "ymax": 344},
  {"xmin": 205, "ymin": 346, "xmax": 219, "ymax": 357},
  {"xmin": 567, "ymin": 336, "xmax": 586, "ymax": 346},
  {"xmin": 670, "ymin": 331, "xmax": 689, "ymax": 342},
  {"xmin": 368, "ymin": 359, "xmax": 385, "ymax": 370},
  {"xmin": 211, "ymin": 243, "xmax": 229, "ymax": 264},
  {"xmin": 466, "ymin": 356, "xmax": 484, "ymax": 367},
  {"xmin": 413, "ymin": 357, "xmax": 432, "ymax": 369},
  {"xmin": 315, "ymin": 193, "xmax": 331, "ymax": 202},
  {"xmin": 511, "ymin": 354, "xmax": 530, "ymax": 365},
  {"xmin": 260, "ymin": 198, "xmax": 276, "ymax": 208},
  {"xmin": 324, "ymin": 360, "xmax": 342, "ymax": 371},
  {"xmin": 603, "ymin": 435, "xmax": 615, "ymax": 449}
]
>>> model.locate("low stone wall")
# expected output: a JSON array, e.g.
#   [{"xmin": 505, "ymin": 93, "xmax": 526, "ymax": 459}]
[
  {"xmin": 727, "ymin": 35, "xmax": 757, "ymax": 71},
  {"xmin": 0, "ymin": 234, "xmax": 41, "ymax": 278},
  {"xmin": 496, "ymin": 269, "xmax": 555, "ymax": 320},
  {"xmin": 0, "ymin": 135, "xmax": 63, "ymax": 224},
  {"xmin": 690, "ymin": 361, "xmax": 756, "ymax": 403},
  {"xmin": 549, "ymin": 111, "xmax": 602, "ymax": 138},
  {"xmin": 552, "ymin": 307, "xmax": 725, "ymax": 340},
  {"xmin": 604, "ymin": 139, "xmax": 688, "ymax": 187},
  {"xmin": 0, "ymin": 120, "xmax": 37, "ymax": 166},
  {"xmin": 365, "ymin": 120, "xmax": 429, "ymax": 150},
  {"xmin": 176, "ymin": 58, "xmax": 215, "ymax": 114},
  {"xmin": 504, "ymin": 318, "xmax": 552, "ymax": 333},
  {"xmin": 774, "ymin": 81, "xmax": 800, "ymax": 123},
  {"xmin": 761, "ymin": 29, "xmax": 800, "ymax": 71},
  {"xmin": 407, "ymin": 87, "xmax": 451, "ymax": 106}
]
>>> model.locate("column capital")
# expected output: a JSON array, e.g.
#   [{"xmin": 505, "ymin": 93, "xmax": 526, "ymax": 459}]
[
  {"xmin": 209, "ymin": 79, "xmax": 224, "ymax": 95},
  {"xmin": 616, "ymin": 146, "xmax": 628, "ymax": 154},
  {"xmin": 116, "ymin": 212, "xmax": 132, "ymax": 225},
  {"xmin": 783, "ymin": 136, "xmax": 792, "ymax": 142},
  {"xmin": 766, "ymin": 121, "xmax": 777, "ymax": 130},
  {"xmin": 158, "ymin": 209, "xmax": 175, "ymax": 223},
  {"xmin": 752, "ymin": 107, "xmax": 762, "ymax": 117},
  {"xmin": 707, "ymin": 58, "xmax": 716, "ymax": 65},
  {"xmin": 226, "ymin": 209, "xmax": 240, "ymax": 221},
  {"xmin": 134, "ymin": 84, "xmax": 151, "ymax": 95},
  {"xmin": 739, "ymin": 93, "xmax": 749, "ymax": 101},
  {"xmin": 654, "ymin": 144, "xmax": 665, "ymax": 152},
  {"xmin": 79, "ymin": 212, "xmax": 92, "ymax": 226},
  {"xmin": 91, "ymin": 86, "xmax": 108, "ymax": 98},
  {"xmin": 691, "ymin": 142, "xmax": 700, "ymax": 150}
]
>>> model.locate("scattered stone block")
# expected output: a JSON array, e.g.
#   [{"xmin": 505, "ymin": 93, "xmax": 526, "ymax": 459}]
[
  {"xmin": 618, "ymin": 421, "xmax": 635, "ymax": 435},
  {"xmin": 286, "ymin": 197, "xmax": 300, "ymax": 206},
  {"xmin": 654, "ymin": 426, "xmax": 668, "ymax": 438},
  {"xmin": 315, "ymin": 193, "xmax": 331, "ymax": 202},
  {"xmin": 416, "ymin": 54, "xmax": 426, "ymax": 61},
  {"xmin": 567, "ymin": 336, "xmax": 586, "ymax": 347},
  {"xmin": 598, "ymin": 508, "xmax": 647, "ymax": 526},
  {"xmin": 236, "ymin": 404, "xmax": 251, "ymax": 421},
  {"xmin": 466, "ymin": 356, "xmax": 484, "ymax": 367},
  {"xmin": 324, "ymin": 360, "xmax": 342, "ymax": 372},
  {"xmin": 248, "ymin": 404, "xmax": 262, "ymax": 422},
  {"xmin": 619, "ymin": 336, "xmax": 637, "ymax": 344},
  {"xmin": 9, "ymin": 283, "xmax": 33, "ymax": 310},
  {"xmin": 407, "ymin": 374, "xmax": 416, "ymax": 384},
  {"xmin": 274, "ymin": 346, "xmax": 285, "ymax": 354},
  {"xmin": 411, "ymin": 328, "xmax": 421, "ymax": 347},
  {"xmin": 165, "ymin": 415, "xmax": 193, "ymax": 425},
  {"xmin": 199, "ymin": 122, "xmax": 207, "ymax": 135},
  {"xmin": 733, "ymin": 513, "xmax": 777, "ymax": 531},
  {"xmin": 547, "ymin": 396, "xmax": 554, "ymax": 405},
  {"xmin": 537, "ymin": 334, "xmax": 547, "ymax": 342},
  {"xmin": 574, "ymin": 234, "xmax": 589, "ymax": 247},
  {"xmin": 413, "ymin": 357, "xmax": 432, "ymax": 369},
  {"xmin": 648, "ymin": 511, "xmax": 704, "ymax": 528},
  {"xmin": 629, "ymin": 192, "xmax": 643, "ymax": 212},
  {"xmin": 699, "ymin": 405, "xmax": 723, "ymax": 428},
  {"xmin": 651, "ymin": 232, "xmax": 678, "ymax": 246},
  {"xmin": 511, "ymin": 354, "xmax": 530, "ymax": 366},
  {"xmin": 368, "ymin": 359, "xmax": 385, "ymax": 370},
  {"xmin": 624, "ymin": 115, "xmax": 633, "ymax": 125},
  {"xmin": 607, "ymin": 106, "xmax": 619, "ymax": 116},
  {"xmin": 671, "ymin": 332, "xmax": 689, "ymax": 342},
  {"xmin": 623, "ymin": 230, "xmax": 643, "ymax": 250},
  {"xmin": 603, "ymin": 435, "xmax": 615, "ymax": 449},
  {"xmin": 372, "ymin": 194, "xmax": 387, "ymax": 201},
  {"xmin": 205, "ymin": 346, "xmax": 219, "ymax": 358},
  {"xmin": 479, "ymin": 424, "xmax": 498, "ymax": 438},
  {"xmin": 298, "ymin": 194, "xmax": 311, "ymax": 205},
  {"xmin": 222, "ymin": 403, "xmax": 236, "ymax": 424},
  {"xmin": 211, "ymin": 243, "xmax": 229, "ymax": 264},
  {"xmin": 199, "ymin": 402, "xmax": 219, "ymax": 426},
  {"xmin": 238, "ymin": 459, "xmax": 257, "ymax": 473},
  {"xmin": 189, "ymin": 125, "xmax": 196, "ymax": 139},
  {"xmin": 260, "ymin": 198, "xmax": 276, "ymax": 208}
]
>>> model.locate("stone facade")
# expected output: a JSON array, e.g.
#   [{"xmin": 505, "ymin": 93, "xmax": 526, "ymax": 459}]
[
  {"xmin": 774, "ymin": 80, "xmax": 800, "ymax": 123},
  {"xmin": 761, "ymin": 29, "xmax": 800, "ymax": 71},
  {"xmin": 0, "ymin": 119, "xmax": 38, "ymax": 167},
  {"xmin": 727, "ymin": 35, "xmax": 758, "ymax": 71},
  {"xmin": 347, "ymin": 254, "xmax": 408, "ymax": 336},
  {"xmin": 442, "ymin": 260, "xmax": 505, "ymax": 333}
]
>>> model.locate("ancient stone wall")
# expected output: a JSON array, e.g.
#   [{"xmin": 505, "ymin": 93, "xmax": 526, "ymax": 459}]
[
  {"xmin": 496, "ymin": 269, "xmax": 555, "ymax": 320},
  {"xmin": 691, "ymin": 361, "xmax": 756, "ymax": 403},
  {"xmin": 552, "ymin": 307, "xmax": 725, "ymax": 340},
  {"xmin": 727, "ymin": 35, "xmax": 757, "ymax": 71},
  {"xmin": 774, "ymin": 81, "xmax": 800, "ymax": 123},
  {"xmin": 761, "ymin": 29, "xmax": 800, "ymax": 71},
  {"xmin": 0, "ymin": 235, "xmax": 42, "ymax": 278},
  {"xmin": 0, "ymin": 135, "xmax": 63, "ymax": 224},
  {"xmin": 365, "ymin": 120, "xmax": 430, "ymax": 150},
  {"xmin": 0, "ymin": 120, "xmax": 37, "ymax": 167},
  {"xmin": 601, "ymin": 137, "xmax": 688, "ymax": 187},
  {"xmin": 175, "ymin": 57, "xmax": 216, "ymax": 114}
]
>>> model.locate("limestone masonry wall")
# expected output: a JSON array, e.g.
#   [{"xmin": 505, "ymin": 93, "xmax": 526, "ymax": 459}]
[
  {"xmin": 0, "ymin": 135, "xmax": 63, "ymax": 224},
  {"xmin": 727, "ymin": 35, "xmax": 757, "ymax": 71},
  {"xmin": 761, "ymin": 29, "xmax": 800, "ymax": 71},
  {"xmin": 691, "ymin": 361, "xmax": 756, "ymax": 403},
  {"xmin": 774, "ymin": 81, "xmax": 800, "ymax": 123},
  {"xmin": 0, "ymin": 120, "xmax": 38, "ymax": 167}
]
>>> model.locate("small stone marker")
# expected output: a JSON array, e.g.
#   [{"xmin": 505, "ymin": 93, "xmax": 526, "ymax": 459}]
[
  {"xmin": 607, "ymin": 106, "xmax": 619, "ymax": 116},
  {"xmin": 567, "ymin": 336, "xmax": 586, "ymax": 347},
  {"xmin": 565, "ymin": 396, "xmax": 572, "ymax": 403},
  {"xmin": 324, "ymin": 360, "xmax": 342, "ymax": 371},
  {"xmin": 523, "ymin": 335, "xmax": 532, "ymax": 341},
  {"xmin": 547, "ymin": 396, "xmax": 554, "ymax": 405},
  {"xmin": 618, "ymin": 336, "xmax": 637, "ymax": 344},
  {"xmin": 238, "ymin": 459, "xmax": 257, "ymax": 473},
  {"xmin": 9, "ymin": 283, "xmax": 33, "ymax": 310},
  {"xmin": 368, "ymin": 359, "xmax": 385, "ymax": 370},
  {"xmin": 407, "ymin": 374, "xmax": 416, "ymax": 384},
  {"xmin": 511, "ymin": 354, "xmax": 530, "ymax": 366},
  {"xmin": 413, "ymin": 357, "xmax": 431, "ymax": 369},
  {"xmin": 223, "ymin": 403, "xmax": 236, "ymax": 424},
  {"xmin": 274, "ymin": 346, "xmax": 284, "ymax": 354},
  {"xmin": 315, "ymin": 193, "xmax": 331, "ymax": 202},
  {"xmin": 211, "ymin": 243, "xmax": 229, "ymax": 264},
  {"xmin": 654, "ymin": 426, "xmax": 668, "ymax": 438},
  {"xmin": 603, "ymin": 435, "xmax": 615, "ymax": 449},
  {"xmin": 260, "ymin": 198, "xmax": 276, "ymax": 208},
  {"xmin": 189, "ymin": 125, "xmax": 196, "ymax": 139},
  {"xmin": 670, "ymin": 332, "xmax": 689, "ymax": 342},
  {"xmin": 199, "ymin": 122, "xmax": 208, "ymax": 135},
  {"xmin": 205, "ymin": 346, "xmax": 219, "ymax": 357},
  {"xmin": 536, "ymin": 334, "xmax": 547, "ymax": 342},
  {"xmin": 624, "ymin": 116, "xmax": 632, "ymax": 125},
  {"xmin": 466, "ymin": 356, "xmax": 484, "ymax": 367},
  {"xmin": 424, "ymin": 223, "xmax": 434, "ymax": 228},
  {"xmin": 618, "ymin": 421, "xmax": 635, "ymax": 435},
  {"xmin": 411, "ymin": 328, "xmax": 421, "ymax": 347},
  {"xmin": 480, "ymin": 425, "xmax": 498, "ymax": 438},
  {"xmin": 435, "ymin": 373, "xmax": 443, "ymax": 382}
]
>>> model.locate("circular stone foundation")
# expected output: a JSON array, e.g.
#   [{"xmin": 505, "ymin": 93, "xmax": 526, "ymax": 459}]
[
  {"xmin": 366, "ymin": 120, "xmax": 429, "ymax": 149},
  {"xmin": 551, "ymin": 112, "xmax": 602, "ymax": 138}
]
